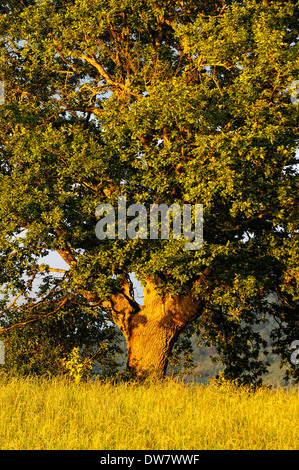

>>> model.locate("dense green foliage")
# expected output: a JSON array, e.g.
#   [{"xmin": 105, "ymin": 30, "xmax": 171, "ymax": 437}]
[
  {"xmin": 0, "ymin": 298, "xmax": 122, "ymax": 377},
  {"xmin": 0, "ymin": 0, "xmax": 298, "ymax": 383}
]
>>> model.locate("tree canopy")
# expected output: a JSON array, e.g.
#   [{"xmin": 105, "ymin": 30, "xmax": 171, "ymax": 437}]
[{"xmin": 0, "ymin": 0, "xmax": 298, "ymax": 383}]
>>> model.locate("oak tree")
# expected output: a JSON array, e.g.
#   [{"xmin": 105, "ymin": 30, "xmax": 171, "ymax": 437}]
[{"xmin": 0, "ymin": 0, "xmax": 298, "ymax": 382}]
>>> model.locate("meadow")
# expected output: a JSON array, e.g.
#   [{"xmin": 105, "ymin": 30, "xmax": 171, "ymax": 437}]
[{"xmin": 0, "ymin": 374, "xmax": 297, "ymax": 450}]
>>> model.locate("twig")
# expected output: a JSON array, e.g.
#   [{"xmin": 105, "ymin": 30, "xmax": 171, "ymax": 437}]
[
  {"xmin": 0, "ymin": 297, "xmax": 69, "ymax": 333},
  {"xmin": 0, "ymin": 270, "xmax": 39, "ymax": 316}
]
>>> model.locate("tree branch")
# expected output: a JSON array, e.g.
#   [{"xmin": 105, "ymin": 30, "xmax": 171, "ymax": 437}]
[
  {"xmin": 101, "ymin": 275, "xmax": 141, "ymax": 331},
  {"xmin": 80, "ymin": 53, "xmax": 123, "ymax": 88},
  {"xmin": 0, "ymin": 297, "xmax": 69, "ymax": 333},
  {"xmin": 46, "ymin": 268, "xmax": 68, "ymax": 274},
  {"xmin": 48, "ymin": 33, "xmax": 80, "ymax": 72},
  {"xmin": 0, "ymin": 270, "xmax": 39, "ymax": 316}
]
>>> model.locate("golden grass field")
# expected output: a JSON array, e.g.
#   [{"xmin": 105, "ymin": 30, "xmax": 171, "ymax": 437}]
[{"xmin": 0, "ymin": 375, "xmax": 297, "ymax": 450}]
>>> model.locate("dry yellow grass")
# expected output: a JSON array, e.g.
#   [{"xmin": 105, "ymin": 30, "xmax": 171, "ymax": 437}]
[{"xmin": 0, "ymin": 375, "xmax": 297, "ymax": 450}]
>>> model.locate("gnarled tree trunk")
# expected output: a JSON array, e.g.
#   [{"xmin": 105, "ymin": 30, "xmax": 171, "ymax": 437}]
[
  {"xmin": 102, "ymin": 276, "xmax": 204, "ymax": 378},
  {"xmin": 57, "ymin": 248, "xmax": 209, "ymax": 378}
]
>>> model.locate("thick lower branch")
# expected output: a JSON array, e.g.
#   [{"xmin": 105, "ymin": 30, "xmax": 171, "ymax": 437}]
[
  {"xmin": 101, "ymin": 275, "xmax": 141, "ymax": 334},
  {"xmin": 122, "ymin": 277, "xmax": 204, "ymax": 377}
]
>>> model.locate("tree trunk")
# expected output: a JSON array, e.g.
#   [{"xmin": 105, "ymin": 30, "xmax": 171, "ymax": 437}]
[
  {"xmin": 102, "ymin": 276, "xmax": 204, "ymax": 378},
  {"xmin": 125, "ymin": 311, "xmax": 186, "ymax": 377},
  {"xmin": 58, "ymin": 250, "xmax": 210, "ymax": 379}
]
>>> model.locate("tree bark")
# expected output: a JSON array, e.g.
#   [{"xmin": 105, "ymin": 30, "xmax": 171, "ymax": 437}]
[
  {"xmin": 58, "ymin": 245, "xmax": 210, "ymax": 378},
  {"xmin": 102, "ymin": 276, "xmax": 204, "ymax": 378}
]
